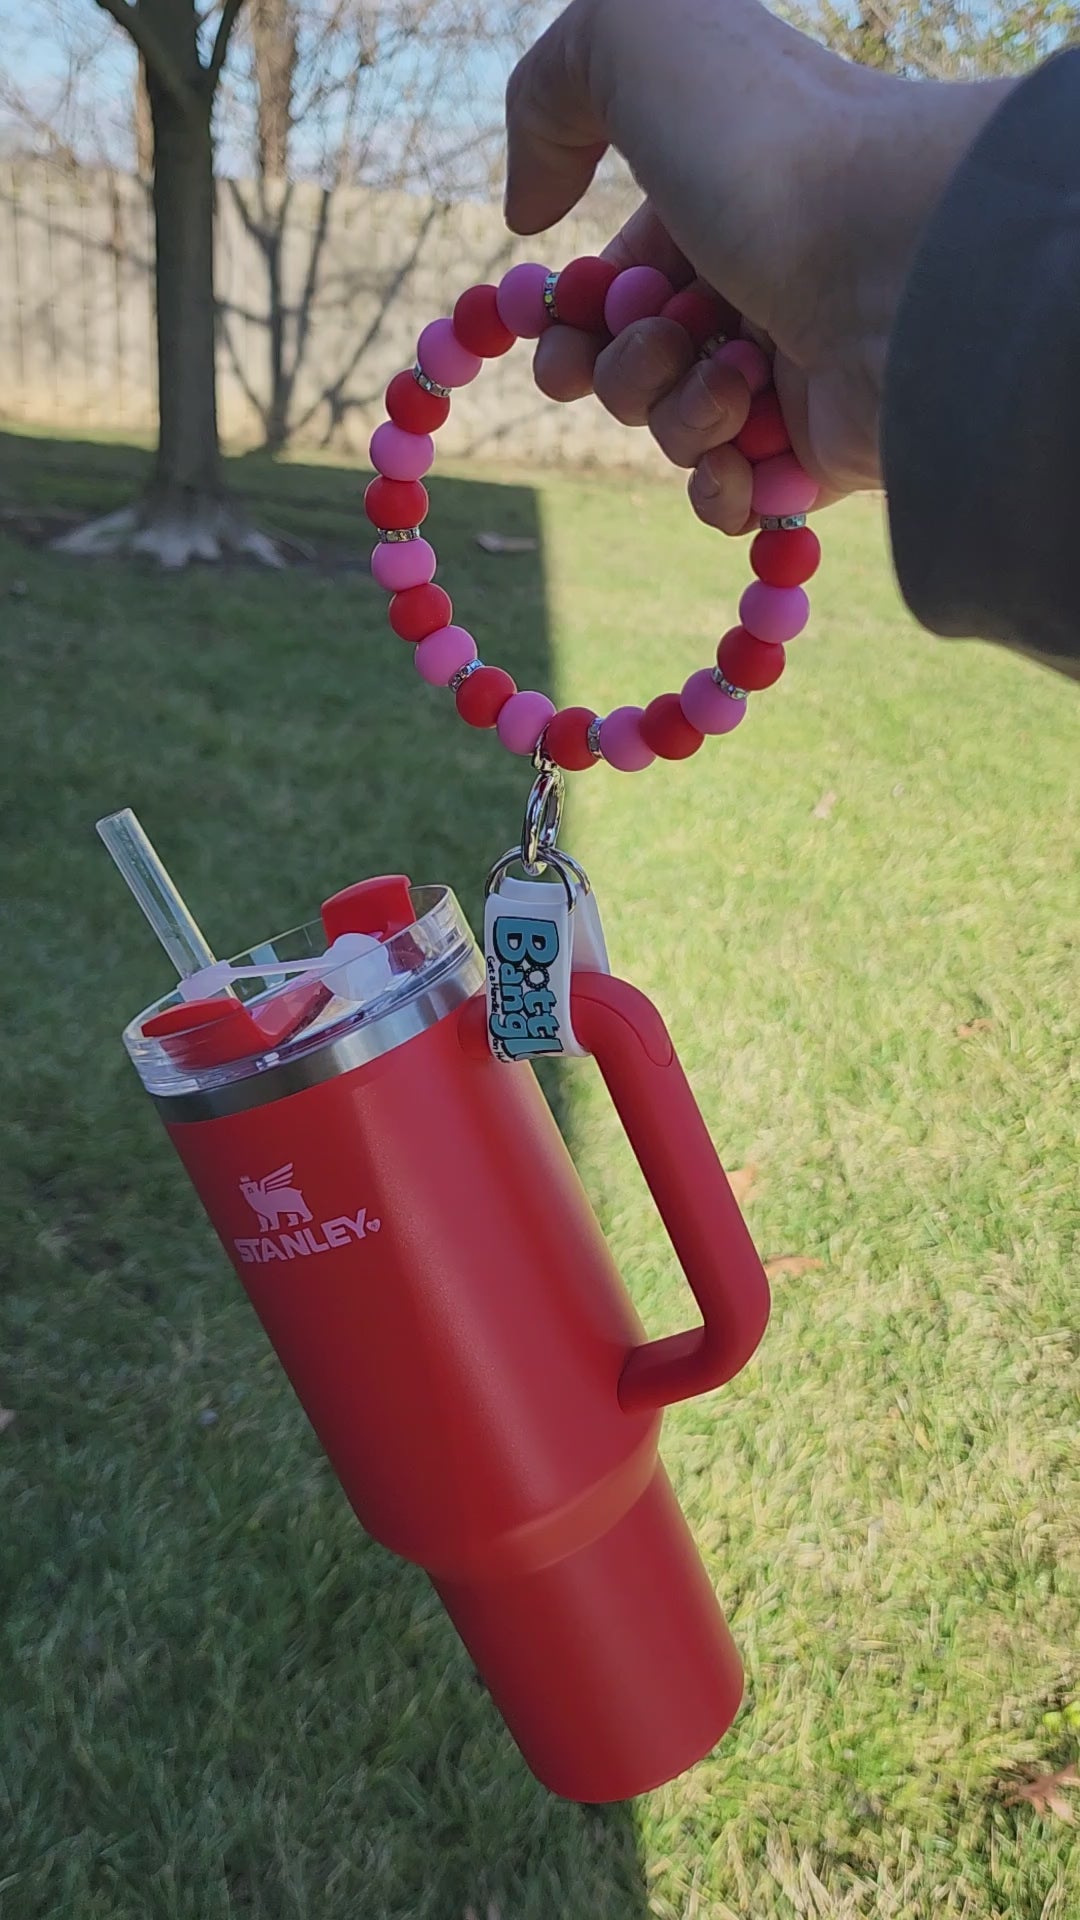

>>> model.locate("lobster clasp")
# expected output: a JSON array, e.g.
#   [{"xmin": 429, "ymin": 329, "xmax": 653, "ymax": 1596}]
[
  {"xmin": 521, "ymin": 753, "xmax": 565, "ymax": 877},
  {"xmin": 485, "ymin": 753, "xmax": 589, "ymax": 907}
]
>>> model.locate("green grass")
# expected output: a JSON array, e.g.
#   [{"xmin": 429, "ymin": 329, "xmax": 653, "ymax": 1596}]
[{"xmin": 1, "ymin": 427, "xmax": 1078, "ymax": 1920}]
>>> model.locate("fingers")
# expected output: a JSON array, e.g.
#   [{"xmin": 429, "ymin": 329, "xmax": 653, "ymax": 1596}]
[
  {"xmin": 510, "ymin": 147, "xmax": 757, "ymax": 532},
  {"xmin": 533, "ymin": 327, "xmax": 605, "ymax": 403},
  {"xmin": 644, "ymin": 353, "xmax": 751, "ymax": 466},
  {"xmin": 505, "ymin": 9, "xmax": 609, "ymax": 234},
  {"xmin": 690, "ymin": 453, "xmax": 843, "ymax": 536},
  {"xmin": 533, "ymin": 199, "xmax": 694, "ymax": 403},
  {"xmin": 537, "ymin": 318, "xmax": 753, "ymax": 496},
  {"xmin": 688, "ymin": 445, "xmax": 755, "ymax": 536},
  {"xmin": 597, "ymin": 203, "xmax": 693, "ymax": 284},
  {"xmin": 592, "ymin": 319, "xmax": 695, "ymax": 426}
]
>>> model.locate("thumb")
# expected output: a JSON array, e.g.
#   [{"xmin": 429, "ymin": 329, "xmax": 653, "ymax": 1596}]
[{"xmin": 505, "ymin": 10, "xmax": 610, "ymax": 235}]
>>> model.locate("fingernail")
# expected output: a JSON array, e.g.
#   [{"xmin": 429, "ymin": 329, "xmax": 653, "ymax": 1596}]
[
  {"xmin": 679, "ymin": 362, "xmax": 734, "ymax": 433},
  {"xmin": 610, "ymin": 325, "xmax": 658, "ymax": 387},
  {"xmin": 693, "ymin": 448, "xmax": 723, "ymax": 498}
]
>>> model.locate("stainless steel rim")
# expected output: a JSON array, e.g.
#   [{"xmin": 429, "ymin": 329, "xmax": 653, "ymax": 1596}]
[{"xmin": 153, "ymin": 947, "xmax": 485, "ymax": 1123}]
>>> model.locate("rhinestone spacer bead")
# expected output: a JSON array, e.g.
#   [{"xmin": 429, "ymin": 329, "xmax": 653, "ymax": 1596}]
[
  {"xmin": 413, "ymin": 362, "xmax": 451, "ymax": 399},
  {"xmin": 698, "ymin": 332, "xmax": 729, "ymax": 359},
  {"xmin": 380, "ymin": 526, "xmax": 421, "ymax": 543},
  {"xmin": 586, "ymin": 715, "xmax": 604, "ymax": 758},
  {"xmin": 711, "ymin": 667, "xmax": 749, "ymax": 700},
  {"xmin": 542, "ymin": 271, "xmax": 560, "ymax": 322},
  {"xmin": 449, "ymin": 658, "xmax": 483, "ymax": 692},
  {"xmin": 759, "ymin": 513, "xmax": 808, "ymax": 532}
]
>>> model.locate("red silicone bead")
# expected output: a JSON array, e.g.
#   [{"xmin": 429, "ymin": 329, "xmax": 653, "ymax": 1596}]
[
  {"xmin": 544, "ymin": 705, "xmax": 599, "ymax": 771},
  {"xmin": 364, "ymin": 476, "xmax": 429, "ymax": 531},
  {"xmin": 734, "ymin": 390, "xmax": 791, "ymax": 463},
  {"xmin": 660, "ymin": 284, "xmax": 730, "ymax": 350},
  {"xmin": 453, "ymin": 285, "xmax": 515, "ymax": 359},
  {"xmin": 750, "ymin": 525, "xmax": 822, "ymax": 587},
  {"xmin": 717, "ymin": 625, "xmax": 787, "ymax": 691},
  {"xmin": 554, "ymin": 257, "xmax": 618, "ymax": 332},
  {"xmin": 385, "ymin": 368, "xmax": 451, "ymax": 434},
  {"xmin": 639, "ymin": 692, "xmax": 705, "ymax": 760},
  {"xmin": 389, "ymin": 583, "xmax": 453, "ymax": 642},
  {"xmin": 455, "ymin": 665, "xmax": 517, "ymax": 727}
]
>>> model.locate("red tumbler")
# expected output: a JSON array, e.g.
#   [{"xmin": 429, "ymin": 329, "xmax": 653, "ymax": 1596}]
[{"xmin": 123, "ymin": 874, "xmax": 770, "ymax": 1802}]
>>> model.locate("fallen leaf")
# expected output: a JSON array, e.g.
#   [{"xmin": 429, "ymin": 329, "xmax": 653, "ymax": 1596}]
[
  {"xmin": 811, "ymin": 790, "xmax": 838, "ymax": 820},
  {"xmin": 764, "ymin": 1256, "xmax": 824, "ymax": 1280},
  {"xmin": 956, "ymin": 1018, "xmax": 994, "ymax": 1037},
  {"xmin": 727, "ymin": 1164, "xmax": 759, "ymax": 1206},
  {"xmin": 1002, "ymin": 1762, "xmax": 1079, "ymax": 1822},
  {"xmin": 0, "ymin": 1407, "xmax": 15, "ymax": 1434},
  {"xmin": 474, "ymin": 531, "xmax": 538, "ymax": 555}
]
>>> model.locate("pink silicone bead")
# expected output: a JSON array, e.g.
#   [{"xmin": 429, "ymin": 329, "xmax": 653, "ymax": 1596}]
[
  {"xmin": 603, "ymin": 266, "xmax": 674, "ymax": 335},
  {"xmin": 739, "ymin": 581, "xmax": 810, "ymax": 645},
  {"xmin": 680, "ymin": 668, "xmax": 748, "ymax": 735},
  {"xmin": 417, "ymin": 318, "xmax": 482, "ymax": 389},
  {"xmin": 370, "ymin": 538, "xmax": 436, "ymax": 591},
  {"xmin": 751, "ymin": 455, "xmax": 820, "ymax": 518},
  {"xmin": 599, "ymin": 705, "xmax": 656, "ymax": 771},
  {"xmin": 369, "ymin": 421, "xmax": 435, "ymax": 483},
  {"xmin": 713, "ymin": 338, "xmax": 772, "ymax": 397},
  {"xmin": 414, "ymin": 624, "xmax": 477, "ymax": 687},
  {"xmin": 495, "ymin": 263, "xmax": 552, "ymax": 339},
  {"xmin": 496, "ymin": 689, "xmax": 557, "ymax": 756}
]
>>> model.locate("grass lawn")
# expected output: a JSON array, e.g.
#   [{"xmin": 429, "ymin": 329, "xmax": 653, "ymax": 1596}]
[{"xmin": 1, "ymin": 425, "xmax": 1078, "ymax": 1920}]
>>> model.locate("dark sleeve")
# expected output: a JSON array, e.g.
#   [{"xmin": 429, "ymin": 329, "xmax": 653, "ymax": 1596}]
[{"xmin": 882, "ymin": 48, "xmax": 1080, "ymax": 681}]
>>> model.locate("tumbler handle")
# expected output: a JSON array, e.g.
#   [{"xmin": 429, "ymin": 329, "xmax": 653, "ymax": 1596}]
[{"xmin": 569, "ymin": 972, "xmax": 770, "ymax": 1415}]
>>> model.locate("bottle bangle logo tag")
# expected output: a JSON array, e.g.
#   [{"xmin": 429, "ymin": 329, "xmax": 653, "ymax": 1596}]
[{"xmin": 483, "ymin": 876, "xmax": 609, "ymax": 1062}]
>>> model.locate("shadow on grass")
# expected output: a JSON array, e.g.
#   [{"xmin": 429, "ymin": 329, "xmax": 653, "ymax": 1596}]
[{"xmin": 0, "ymin": 430, "xmax": 650, "ymax": 1920}]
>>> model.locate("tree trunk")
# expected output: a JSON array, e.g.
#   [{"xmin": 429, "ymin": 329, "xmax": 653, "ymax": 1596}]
[
  {"xmin": 135, "ymin": 57, "xmax": 154, "ymax": 179},
  {"xmin": 249, "ymin": 0, "xmax": 297, "ymax": 452},
  {"xmin": 250, "ymin": 0, "xmax": 297, "ymax": 180},
  {"xmin": 261, "ymin": 182, "xmax": 289, "ymax": 454},
  {"xmin": 148, "ymin": 79, "xmax": 222, "ymax": 510},
  {"xmin": 52, "ymin": 0, "xmax": 287, "ymax": 567}
]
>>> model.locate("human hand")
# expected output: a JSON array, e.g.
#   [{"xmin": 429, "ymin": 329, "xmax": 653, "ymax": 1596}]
[{"xmin": 506, "ymin": 0, "xmax": 1011, "ymax": 532}]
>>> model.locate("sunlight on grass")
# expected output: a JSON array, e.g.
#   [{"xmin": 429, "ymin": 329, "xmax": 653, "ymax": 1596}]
[{"xmin": 542, "ymin": 475, "xmax": 1080, "ymax": 1918}]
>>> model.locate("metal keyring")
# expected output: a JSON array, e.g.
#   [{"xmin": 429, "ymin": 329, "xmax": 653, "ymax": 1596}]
[
  {"xmin": 521, "ymin": 762, "xmax": 565, "ymax": 876},
  {"xmin": 484, "ymin": 844, "xmax": 590, "ymax": 911}
]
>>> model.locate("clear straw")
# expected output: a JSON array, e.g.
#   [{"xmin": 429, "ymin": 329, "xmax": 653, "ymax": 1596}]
[{"xmin": 96, "ymin": 808, "xmax": 217, "ymax": 980}]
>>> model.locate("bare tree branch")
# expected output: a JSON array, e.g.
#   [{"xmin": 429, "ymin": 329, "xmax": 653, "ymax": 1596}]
[
  {"xmin": 206, "ymin": 0, "xmax": 246, "ymax": 91},
  {"xmin": 94, "ymin": 0, "xmax": 194, "ymax": 113},
  {"xmin": 0, "ymin": 78, "xmax": 81, "ymax": 167}
]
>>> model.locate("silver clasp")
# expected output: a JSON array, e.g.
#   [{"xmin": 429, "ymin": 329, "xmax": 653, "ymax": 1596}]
[
  {"xmin": 485, "ymin": 753, "xmax": 590, "ymax": 907},
  {"xmin": 521, "ymin": 757, "xmax": 564, "ymax": 876}
]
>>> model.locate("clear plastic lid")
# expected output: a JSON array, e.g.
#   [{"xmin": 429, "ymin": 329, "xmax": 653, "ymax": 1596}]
[{"xmin": 124, "ymin": 884, "xmax": 479, "ymax": 1099}]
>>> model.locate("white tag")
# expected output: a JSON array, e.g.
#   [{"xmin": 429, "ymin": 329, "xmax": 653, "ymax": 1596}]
[{"xmin": 483, "ymin": 874, "xmax": 609, "ymax": 1062}]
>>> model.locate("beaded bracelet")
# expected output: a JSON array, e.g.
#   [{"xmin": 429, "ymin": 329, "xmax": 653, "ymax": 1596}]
[{"xmin": 364, "ymin": 256, "xmax": 822, "ymax": 774}]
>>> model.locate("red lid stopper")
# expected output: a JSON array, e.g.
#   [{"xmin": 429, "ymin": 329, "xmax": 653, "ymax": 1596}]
[{"xmin": 321, "ymin": 875, "xmax": 416, "ymax": 943}]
